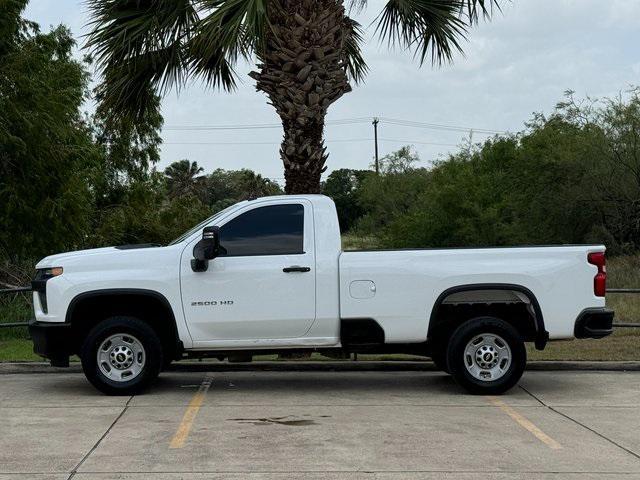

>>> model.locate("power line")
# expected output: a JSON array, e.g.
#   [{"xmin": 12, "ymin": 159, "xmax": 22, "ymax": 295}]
[
  {"xmin": 163, "ymin": 138, "xmax": 459, "ymax": 147},
  {"xmin": 164, "ymin": 138, "xmax": 372, "ymax": 145},
  {"xmin": 163, "ymin": 117, "xmax": 372, "ymax": 131},
  {"xmin": 163, "ymin": 116, "xmax": 507, "ymax": 135},
  {"xmin": 379, "ymin": 117, "xmax": 506, "ymax": 135},
  {"xmin": 380, "ymin": 138, "xmax": 458, "ymax": 147}
]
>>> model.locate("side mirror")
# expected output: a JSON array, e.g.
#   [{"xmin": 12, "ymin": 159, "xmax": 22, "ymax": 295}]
[{"xmin": 191, "ymin": 226, "xmax": 220, "ymax": 272}]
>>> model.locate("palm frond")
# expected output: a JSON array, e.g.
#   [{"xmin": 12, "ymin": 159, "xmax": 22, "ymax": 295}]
[
  {"xmin": 374, "ymin": 0, "xmax": 500, "ymax": 66},
  {"xmin": 86, "ymin": 0, "xmax": 199, "ymax": 120},
  {"xmin": 461, "ymin": 0, "xmax": 501, "ymax": 25},
  {"xmin": 346, "ymin": 0, "xmax": 368, "ymax": 14},
  {"xmin": 187, "ymin": 37, "xmax": 238, "ymax": 91},
  {"xmin": 190, "ymin": 0, "xmax": 270, "ymax": 86},
  {"xmin": 343, "ymin": 17, "xmax": 368, "ymax": 84},
  {"xmin": 94, "ymin": 45, "xmax": 185, "ymax": 122}
]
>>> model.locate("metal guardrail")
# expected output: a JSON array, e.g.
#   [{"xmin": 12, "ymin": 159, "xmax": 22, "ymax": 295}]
[
  {"xmin": 0, "ymin": 286, "xmax": 31, "ymax": 328},
  {"xmin": 0, "ymin": 285, "xmax": 639, "ymax": 328},
  {"xmin": 607, "ymin": 289, "xmax": 640, "ymax": 328},
  {"xmin": 0, "ymin": 286, "xmax": 32, "ymax": 294}
]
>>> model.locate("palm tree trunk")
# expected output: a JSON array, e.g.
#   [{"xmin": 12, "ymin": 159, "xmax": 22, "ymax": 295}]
[{"xmin": 250, "ymin": 0, "xmax": 351, "ymax": 194}]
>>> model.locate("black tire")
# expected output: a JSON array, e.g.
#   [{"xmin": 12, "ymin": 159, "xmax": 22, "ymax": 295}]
[
  {"xmin": 162, "ymin": 357, "xmax": 173, "ymax": 371},
  {"xmin": 446, "ymin": 316, "xmax": 526, "ymax": 395},
  {"xmin": 80, "ymin": 316, "xmax": 163, "ymax": 396},
  {"xmin": 430, "ymin": 344, "xmax": 451, "ymax": 374}
]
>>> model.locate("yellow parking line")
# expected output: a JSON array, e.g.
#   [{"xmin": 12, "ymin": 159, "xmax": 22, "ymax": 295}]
[
  {"xmin": 487, "ymin": 396, "xmax": 562, "ymax": 450},
  {"xmin": 169, "ymin": 374, "xmax": 213, "ymax": 449}
]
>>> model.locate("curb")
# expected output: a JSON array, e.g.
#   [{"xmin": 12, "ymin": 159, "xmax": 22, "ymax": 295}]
[
  {"xmin": 526, "ymin": 361, "xmax": 640, "ymax": 371},
  {"xmin": 1, "ymin": 360, "xmax": 640, "ymax": 374}
]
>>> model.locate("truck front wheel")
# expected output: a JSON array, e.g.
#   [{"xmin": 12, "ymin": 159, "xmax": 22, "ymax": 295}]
[
  {"xmin": 446, "ymin": 316, "xmax": 526, "ymax": 395},
  {"xmin": 80, "ymin": 316, "xmax": 163, "ymax": 395}
]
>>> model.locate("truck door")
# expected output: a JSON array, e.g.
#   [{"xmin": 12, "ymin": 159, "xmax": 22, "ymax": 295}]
[{"xmin": 180, "ymin": 200, "xmax": 316, "ymax": 344}]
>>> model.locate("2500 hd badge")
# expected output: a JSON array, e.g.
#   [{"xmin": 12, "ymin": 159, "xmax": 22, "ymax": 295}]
[{"xmin": 191, "ymin": 300, "xmax": 234, "ymax": 306}]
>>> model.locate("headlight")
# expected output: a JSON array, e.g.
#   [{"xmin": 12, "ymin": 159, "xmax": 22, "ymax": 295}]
[
  {"xmin": 41, "ymin": 267, "xmax": 64, "ymax": 278},
  {"xmin": 32, "ymin": 267, "xmax": 63, "ymax": 315}
]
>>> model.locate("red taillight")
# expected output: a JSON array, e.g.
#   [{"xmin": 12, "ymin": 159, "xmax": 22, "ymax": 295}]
[{"xmin": 588, "ymin": 252, "xmax": 606, "ymax": 297}]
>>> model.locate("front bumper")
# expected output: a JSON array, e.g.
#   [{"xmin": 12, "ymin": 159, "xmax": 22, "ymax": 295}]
[
  {"xmin": 574, "ymin": 308, "xmax": 614, "ymax": 339},
  {"xmin": 28, "ymin": 321, "xmax": 73, "ymax": 367}
]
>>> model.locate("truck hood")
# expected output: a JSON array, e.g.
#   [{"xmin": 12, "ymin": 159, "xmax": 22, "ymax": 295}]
[{"xmin": 35, "ymin": 245, "xmax": 161, "ymax": 269}]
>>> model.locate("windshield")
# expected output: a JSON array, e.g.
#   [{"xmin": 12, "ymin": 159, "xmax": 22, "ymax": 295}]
[{"xmin": 167, "ymin": 204, "xmax": 238, "ymax": 246}]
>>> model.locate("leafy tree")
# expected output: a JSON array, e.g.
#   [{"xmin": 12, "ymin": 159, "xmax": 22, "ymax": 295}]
[
  {"xmin": 227, "ymin": 169, "xmax": 282, "ymax": 200},
  {"xmin": 164, "ymin": 159, "xmax": 206, "ymax": 200},
  {"xmin": 377, "ymin": 145, "xmax": 420, "ymax": 174},
  {"xmin": 90, "ymin": 90, "xmax": 163, "ymax": 203},
  {"xmin": 322, "ymin": 168, "xmax": 372, "ymax": 231},
  {"xmin": 92, "ymin": 169, "xmax": 212, "ymax": 246},
  {"xmin": 206, "ymin": 168, "xmax": 283, "ymax": 210},
  {"xmin": 92, "ymin": 93, "xmax": 163, "ymax": 183},
  {"xmin": 554, "ymin": 90, "xmax": 640, "ymax": 252},
  {"xmin": 380, "ymin": 139, "xmax": 521, "ymax": 248},
  {"xmin": 369, "ymin": 90, "xmax": 640, "ymax": 253},
  {"xmin": 86, "ymin": 0, "xmax": 499, "ymax": 194},
  {"xmin": 89, "ymin": 88, "xmax": 165, "ymax": 247},
  {"xmin": 0, "ymin": 1, "xmax": 99, "ymax": 260},
  {"xmin": 356, "ymin": 148, "xmax": 430, "ymax": 233}
]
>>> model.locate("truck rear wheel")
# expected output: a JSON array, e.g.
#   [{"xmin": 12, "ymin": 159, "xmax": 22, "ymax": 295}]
[
  {"xmin": 80, "ymin": 316, "xmax": 163, "ymax": 395},
  {"xmin": 446, "ymin": 316, "xmax": 525, "ymax": 395}
]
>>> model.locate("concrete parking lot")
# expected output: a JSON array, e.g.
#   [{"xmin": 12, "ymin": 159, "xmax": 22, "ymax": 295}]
[{"xmin": 1, "ymin": 369, "xmax": 640, "ymax": 479}]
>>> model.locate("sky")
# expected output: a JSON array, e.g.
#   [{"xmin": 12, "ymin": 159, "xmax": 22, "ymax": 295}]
[{"xmin": 24, "ymin": 0, "xmax": 640, "ymax": 184}]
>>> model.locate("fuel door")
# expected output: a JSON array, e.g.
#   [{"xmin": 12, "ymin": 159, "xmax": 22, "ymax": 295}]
[{"xmin": 349, "ymin": 280, "xmax": 376, "ymax": 299}]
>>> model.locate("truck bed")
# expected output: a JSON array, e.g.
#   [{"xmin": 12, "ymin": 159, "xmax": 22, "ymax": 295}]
[{"xmin": 338, "ymin": 245, "xmax": 605, "ymax": 343}]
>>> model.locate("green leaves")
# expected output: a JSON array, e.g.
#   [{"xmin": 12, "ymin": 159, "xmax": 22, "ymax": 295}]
[
  {"xmin": 85, "ymin": 0, "xmax": 500, "ymax": 126},
  {"xmin": 86, "ymin": 0, "xmax": 200, "ymax": 121},
  {"xmin": 343, "ymin": 17, "xmax": 368, "ymax": 83},
  {"xmin": 194, "ymin": 0, "xmax": 269, "ymax": 60},
  {"xmin": 189, "ymin": 0, "xmax": 271, "ymax": 90},
  {"xmin": 164, "ymin": 159, "xmax": 206, "ymax": 199},
  {"xmin": 86, "ymin": 0, "xmax": 275, "ymax": 121},
  {"xmin": 0, "ymin": 18, "xmax": 98, "ymax": 260},
  {"xmin": 84, "ymin": 0, "xmax": 501, "ymax": 195},
  {"xmin": 374, "ymin": 0, "xmax": 499, "ymax": 66}
]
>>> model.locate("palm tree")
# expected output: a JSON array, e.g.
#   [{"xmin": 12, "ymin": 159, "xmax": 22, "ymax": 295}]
[
  {"xmin": 87, "ymin": 0, "xmax": 499, "ymax": 194},
  {"xmin": 164, "ymin": 159, "xmax": 206, "ymax": 199},
  {"xmin": 233, "ymin": 169, "xmax": 283, "ymax": 198}
]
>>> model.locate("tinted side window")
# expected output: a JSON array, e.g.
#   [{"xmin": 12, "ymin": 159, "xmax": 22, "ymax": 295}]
[{"xmin": 219, "ymin": 204, "xmax": 304, "ymax": 256}]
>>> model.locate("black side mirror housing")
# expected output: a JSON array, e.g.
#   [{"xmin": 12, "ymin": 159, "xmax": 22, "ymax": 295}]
[{"xmin": 191, "ymin": 226, "xmax": 220, "ymax": 272}]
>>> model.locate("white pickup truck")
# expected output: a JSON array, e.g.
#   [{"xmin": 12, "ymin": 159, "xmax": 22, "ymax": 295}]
[{"xmin": 29, "ymin": 195, "xmax": 613, "ymax": 395}]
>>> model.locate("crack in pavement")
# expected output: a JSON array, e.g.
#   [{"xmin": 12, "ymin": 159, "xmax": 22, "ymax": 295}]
[
  {"xmin": 66, "ymin": 395, "xmax": 134, "ymax": 480},
  {"xmin": 519, "ymin": 385, "xmax": 640, "ymax": 462}
]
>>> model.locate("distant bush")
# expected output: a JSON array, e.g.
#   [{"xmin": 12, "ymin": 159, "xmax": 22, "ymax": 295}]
[{"xmin": 350, "ymin": 90, "xmax": 640, "ymax": 254}]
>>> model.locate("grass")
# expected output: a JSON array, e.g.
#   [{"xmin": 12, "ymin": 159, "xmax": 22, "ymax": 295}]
[
  {"xmin": 341, "ymin": 234, "xmax": 380, "ymax": 250},
  {"xmin": 0, "ymin": 339, "xmax": 39, "ymax": 362},
  {"xmin": 1, "ymin": 254, "xmax": 639, "ymax": 362},
  {"xmin": 527, "ymin": 330, "xmax": 640, "ymax": 361}
]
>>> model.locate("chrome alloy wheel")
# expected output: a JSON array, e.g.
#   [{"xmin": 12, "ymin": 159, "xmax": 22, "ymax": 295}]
[
  {"xmin": 463, "ymin": 333, "xmax": 511, "ymax": 382},
  {"xmin": 97, "ymin": 334, "xmax": 146, "ymax": 382}
]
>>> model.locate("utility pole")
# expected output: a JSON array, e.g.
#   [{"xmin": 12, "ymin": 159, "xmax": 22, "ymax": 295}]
[
  {"xmin": 469, "ymin": 128, "xmax": 474, "ymax": 146},
  {"xmin": 372, "ymin": 117, "xmax": 380, "ymax": 174}
]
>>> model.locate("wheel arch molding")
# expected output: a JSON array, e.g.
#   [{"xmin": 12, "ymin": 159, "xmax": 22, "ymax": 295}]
[
  {"xmin": 428, "ymin": 283, "xmax": 548, "ymax": 350},
  {"xmin": 65, "ymin": 288, "xmax": 183, "ymax": 358}
]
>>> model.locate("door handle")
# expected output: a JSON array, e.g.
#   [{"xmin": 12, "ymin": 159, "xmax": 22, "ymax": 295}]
[{"xmin": 283, "ymin": 266, "xmax": 311, "ymax": 273}]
